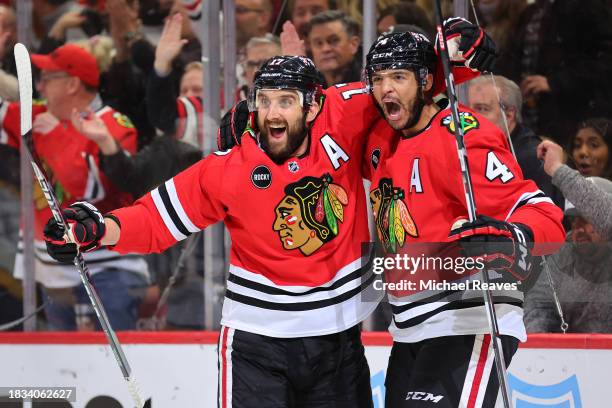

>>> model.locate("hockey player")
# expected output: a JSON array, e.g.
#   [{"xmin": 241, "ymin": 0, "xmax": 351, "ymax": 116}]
[
  {"xmin": 44, "ymin": 23, "xmax": 495, "ymax": 407},
  {"xmin": 0, "ymin": 43, "xmax": 149, "ymax": 330},
  {"xmin": 45, "ymin": 55, "xmax": 390, "ymax": 408},
  {"xmin": 363, "ymin": 30, "xmax": 565, "ymax": 407}
]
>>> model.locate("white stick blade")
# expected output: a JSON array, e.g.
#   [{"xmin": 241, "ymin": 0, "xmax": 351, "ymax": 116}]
[{"xmin": 14, "ymin": 43, "xmax": 33, "ymax": 135}]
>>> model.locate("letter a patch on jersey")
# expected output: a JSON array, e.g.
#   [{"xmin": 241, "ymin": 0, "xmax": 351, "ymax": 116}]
[
  {"xmin": 320, "ymin": 134, "xmax": 349, "ymax": 170},
  {"xmin": 441, "ymin": 112, "xmax": 479, "ymax": 135}
]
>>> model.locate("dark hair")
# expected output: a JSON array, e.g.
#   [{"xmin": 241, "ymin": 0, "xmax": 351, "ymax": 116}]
[
  {"xmin": 570, "ymin": 117, "xmax": 612, "ymax": 178},
  {"xmin": 306, "ymin": 10, "xmax": 360, "ymax": 38},
  {"xmin": 378, "ymin": 2, "xmax": 435, "ymax": 40}
]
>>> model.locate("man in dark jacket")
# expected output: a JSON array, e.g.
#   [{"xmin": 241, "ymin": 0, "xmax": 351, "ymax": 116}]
[{"xmin": 468, "ymin": 74, "xmax": 564, "ymax": 208}]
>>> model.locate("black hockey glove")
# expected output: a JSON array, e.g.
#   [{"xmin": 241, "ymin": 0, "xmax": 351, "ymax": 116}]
[
  {"xmin": 44, "ymin": 201, "xmax": 106, "ymax": 264},
  {"xmin": 217, "ymin": 99, "xmax": 249, "ymax": 150},
  {"xmin": 449, "ymin": 215, "xmax": 534, "ymax": 281},
  {"xmin": 441, "ymin": 17, "xmax": 497, "ymax": 73}
]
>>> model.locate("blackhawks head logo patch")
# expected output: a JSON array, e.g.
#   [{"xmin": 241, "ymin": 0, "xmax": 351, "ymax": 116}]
[
  {"xmin": 273, "ymin": 173, "xmax": 348, "ymax": 256},
  {"xmin": 370, "ymin": 178, "xmax": 418, "ymax": 253},
  {"xmin": 441, "ymin": 111, "xmax": 479, "ymax": 135},
  {"xmin": 113, "ymin": 112, "xmax": 134, "ymax": 128}
]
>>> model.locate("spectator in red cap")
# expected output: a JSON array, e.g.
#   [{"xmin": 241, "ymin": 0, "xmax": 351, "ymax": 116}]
[{"xmin": 0, "ymin": 43, "xmax": 150, "ymax": 331}]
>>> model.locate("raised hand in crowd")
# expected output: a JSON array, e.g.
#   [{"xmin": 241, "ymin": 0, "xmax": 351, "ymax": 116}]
[
  {"xmin": 71, "ymin": 108, "xmax": 118, "ymax": 155},
  {"xmin": 537, "ymin": 139, "xmax": 566, "ymax": 177},
  {"xmin": 169, "ymin": 0, "xmax": 197, "ymax": 41},
  {"xmin": 280, "ymin": 20, "xmax": 306, "ymax": 56},
  {"xmin": 47, "ymin": 10, "xmax": 86, "ymax": 41},
  {"xmin": 107, "ymin": 0, "xmax": 141, "ymax": 62},
  {"xmin": 154, "ymin": 12, "xmax": 188, "ymax": 76},
  {"xmin": 521, "ymin": 75, "xmax": 551, "ymax": 98}
]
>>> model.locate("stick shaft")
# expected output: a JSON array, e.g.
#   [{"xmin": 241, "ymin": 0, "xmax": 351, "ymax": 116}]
[
  {"xmin": 14, "ymin": 43, "xmax": 143, "ymax": 408},
  {"xmin": 431, "ymin": 7, "xmax": 512, "ymax": 408}
]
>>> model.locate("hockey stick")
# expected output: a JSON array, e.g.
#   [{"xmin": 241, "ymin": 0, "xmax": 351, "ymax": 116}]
[
  {"xmin": 14, "ymin": 43, "xmax": 144, "ymax": 408},
  {"xmin": 431, "ymin": 4, "xmax": 512, "ymax": 408}
]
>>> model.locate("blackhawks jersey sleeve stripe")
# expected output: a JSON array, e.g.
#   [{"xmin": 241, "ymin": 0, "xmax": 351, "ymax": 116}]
[
  {"xmin": 504, "ymin": 190, "xmax": 553, "ymax": 219},
  {"xmin": 151, "ymin": 179, "xmax": 200, "ymax": 240},
  {"xmin": 164, "ymin": 178, "xmax": 200, "ymax": 233}
]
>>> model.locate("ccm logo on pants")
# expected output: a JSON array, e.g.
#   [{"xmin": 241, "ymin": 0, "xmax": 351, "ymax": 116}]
[{"xmin": 405, "ymin": 392, "xmax": 444, "ymax": 403}]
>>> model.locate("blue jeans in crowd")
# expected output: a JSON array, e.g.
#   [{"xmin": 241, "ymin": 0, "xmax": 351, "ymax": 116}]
[{"xmin": 42, "ymin": 268, "xmax": 148, "ymax": 331}]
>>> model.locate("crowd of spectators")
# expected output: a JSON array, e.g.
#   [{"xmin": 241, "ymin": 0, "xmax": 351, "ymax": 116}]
[{"xmin": 0, "ymin": 0, "xmax": 611, "ymax": 334}]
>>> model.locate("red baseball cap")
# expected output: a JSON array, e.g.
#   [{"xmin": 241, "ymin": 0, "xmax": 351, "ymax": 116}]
[{"xmin": 31, "ymin": 44, "xmax": 100, "ymax": 88}]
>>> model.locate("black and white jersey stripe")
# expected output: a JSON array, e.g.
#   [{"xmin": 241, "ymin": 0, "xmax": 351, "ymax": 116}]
[
  {"xmin": 226, "ymin": 259, "xmax": 376, "ymax": 311},
  {"xmin": 388, "ymin": 281, "xmax": 526, "ymax": 342},
  {"xmin": 151, "ymin": 178, "xmax": 201, "ymax": 241},
  {"xmin": 221, "ymin": 259, "xmax": 382, "ymax": 337},
  {"xmin": 505, "ymin": 190, "xmax": 552, "ymax": 219}
]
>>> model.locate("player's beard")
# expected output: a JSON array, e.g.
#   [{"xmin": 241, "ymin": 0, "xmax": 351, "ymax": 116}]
[
  {"xmin": 380, "ymin": 87, "xmax": 426, "ymax": 132},
  {"xmin": 259, "ymin": 115, "xmax": 309, "ymax": 164}
]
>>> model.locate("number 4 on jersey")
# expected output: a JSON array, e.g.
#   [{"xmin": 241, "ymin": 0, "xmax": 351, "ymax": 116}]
[{"xmin": 485, "ymin": 151, "xmax": 514, "ymax": 183}]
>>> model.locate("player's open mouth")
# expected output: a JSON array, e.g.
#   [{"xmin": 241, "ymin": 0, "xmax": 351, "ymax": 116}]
[
  {"xmin": 384, "ymin": 101, "xmax": 402, "ymax": 121},
  {"xmin": 269, "ymin": 125, "xmax": 287, "ymax": 140}
]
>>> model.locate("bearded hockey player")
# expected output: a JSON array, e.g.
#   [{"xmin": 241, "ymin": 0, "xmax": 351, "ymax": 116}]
[
  {"xmin": 364, "ymin": 30, "xmax": 565, "ymax": 407},
  {"xmin": 45, "ymin": 55, "xmax": 392, "ymax": 408}
]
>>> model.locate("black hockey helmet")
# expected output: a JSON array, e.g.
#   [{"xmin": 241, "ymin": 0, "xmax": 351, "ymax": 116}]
[
  {"xmin": 248, "ymin": 55, "xmax": 325, "ymax": 112},
  {"xmin": 364, "ymin": 31, "xmax": 437, "ymax": 90}
]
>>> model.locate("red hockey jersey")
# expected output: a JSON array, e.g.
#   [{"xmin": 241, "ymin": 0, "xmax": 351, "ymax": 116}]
[
  {"xmin": 0, "ymin": 98, "xmax": 148, "ymax": 287},
  {"xmin": 110, "ymin": 83, "xmax": 395, "ymax": 337},
  {"xmin": 368, "ymin": 104, "xmax": 565, "ymax": 343}
]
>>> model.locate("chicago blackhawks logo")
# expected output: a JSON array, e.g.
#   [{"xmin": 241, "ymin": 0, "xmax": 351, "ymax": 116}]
[
  {"xmin": 441, "ymin": 111, "xmax": 479, "ymax": 135},
  {"xmin": 33, "ymin": 161, "xmax": 67, "ymax": 210},
  {"xmin": 370, "ymin": 178, "xmax": 418, "ymax": 253},
  {"xmin": 113, "ymin": 112, "xmax": 134, "ymax": 128},
  {"xmin": 273, "ymin": 173, "xmax": 348, "ymax": 256}
]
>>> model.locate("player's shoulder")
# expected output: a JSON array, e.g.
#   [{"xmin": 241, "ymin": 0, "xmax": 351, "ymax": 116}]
[
  {"xmin": 435, "ymin": 103, "xmax": 505, "ymax": 145},
  {"xmin": 322, "ymin": 82, "xmax": 371, "ymax": 111},
  {"xmin": 206, "ymin": 134, "xmax": 254, "ymax": 167}
]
